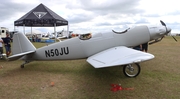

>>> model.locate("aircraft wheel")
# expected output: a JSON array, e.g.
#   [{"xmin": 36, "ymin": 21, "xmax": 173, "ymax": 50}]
[
  {"xmin": 123, "ymin": 63, "xmax": 140, "ymax": 78},
  {"xmin": 21, "ymin": 65, "xmax": 24, "ymax": 68}
]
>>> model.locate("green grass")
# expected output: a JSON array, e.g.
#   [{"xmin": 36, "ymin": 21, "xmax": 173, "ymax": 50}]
[{"xmin": 0, "ymin": 36, "xmax": 180, "ymax": 99}]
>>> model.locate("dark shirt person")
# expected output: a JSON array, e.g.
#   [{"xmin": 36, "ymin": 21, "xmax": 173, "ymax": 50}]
[
  {"xmin": 0, "ymin": 37, "xmax": 3, "ymax": 58},
  {"xmin": 3, "ymin": 33, "xmax": 12, "ymax": 57}
]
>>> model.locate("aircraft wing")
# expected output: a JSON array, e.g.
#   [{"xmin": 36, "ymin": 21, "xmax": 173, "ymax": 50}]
[{"xmin": 87, "ymin": 46, "xmax": 154, "ymax": 68}]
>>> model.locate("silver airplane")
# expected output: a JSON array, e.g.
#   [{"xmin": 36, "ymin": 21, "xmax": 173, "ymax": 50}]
[{"xmin": 8, "ymin": 20, "xmax": 172, "ymax": 77}]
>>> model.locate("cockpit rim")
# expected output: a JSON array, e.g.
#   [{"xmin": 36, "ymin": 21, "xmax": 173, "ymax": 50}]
[{"xmin": 112, "ymin": 27, "xmax": 130, "ymax": 34}]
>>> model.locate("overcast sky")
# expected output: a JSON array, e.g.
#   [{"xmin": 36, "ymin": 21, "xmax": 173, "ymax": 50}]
[{"xmin": 0, "ymin": 0, "xmax": 180, "ymax": 34}]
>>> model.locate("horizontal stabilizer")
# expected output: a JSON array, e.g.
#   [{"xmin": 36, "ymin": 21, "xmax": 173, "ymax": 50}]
[{"xmin": 8, "ymin": 51, "xmax": 35, "ymax": 61}]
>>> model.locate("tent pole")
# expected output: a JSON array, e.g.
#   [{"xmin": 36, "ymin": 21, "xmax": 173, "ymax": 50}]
[
  {"xmin": 31, "ymin": 27, "xmax": 32, "ymax": 36},
  {"xmin": 14, "ymin": 25, "xmax": 15, "ymax": 31},
  {"xmin": 23, "ymin": 24, "xmax": 25, "ymax": 34},
  {"xmin": 67, "ymin": 25, "xmax": 69, "ymax": 38},
  {"xmin": 54, "ymin": 23, "xmax": 56, "ymax": 42}
]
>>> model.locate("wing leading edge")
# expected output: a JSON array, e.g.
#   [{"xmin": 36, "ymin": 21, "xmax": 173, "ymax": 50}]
[{"xmin": 87, "ymin": 46, "xmax": 154, "ymax": 68}]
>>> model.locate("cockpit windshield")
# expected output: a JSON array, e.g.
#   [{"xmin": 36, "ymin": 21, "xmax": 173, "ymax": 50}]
[{"xmin": 79, "ymin": 33, "xmax": 92, "ymax": 40}]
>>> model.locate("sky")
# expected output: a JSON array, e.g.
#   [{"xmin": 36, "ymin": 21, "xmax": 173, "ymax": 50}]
[{"xmin": 0, "ymin": 0, "xmax": 180, "ymax": 34}]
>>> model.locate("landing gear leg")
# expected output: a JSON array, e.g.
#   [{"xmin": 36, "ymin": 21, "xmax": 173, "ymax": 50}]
[
  {"xmin": 123, "ymin": 63, "xmax": 141, "ymax": 78},
  {"xmin": 20, "ymin": 61, "xmax": 30, "ymax": 68}
]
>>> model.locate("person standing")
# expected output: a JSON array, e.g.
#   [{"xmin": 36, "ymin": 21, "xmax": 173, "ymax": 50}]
[
  {"xmin": 142, "ymin": 42, "xmax": 148, "ymax": 52},
  {"xmin": 3, "ymin": 33, "xmax": 12, "ymax": 57},
  {"xmin": 0, "ymin": 37, "xmax": 3, "ymax": 58}
]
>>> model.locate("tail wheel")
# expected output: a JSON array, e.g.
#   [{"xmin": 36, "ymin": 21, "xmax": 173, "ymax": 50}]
[{"xmin": 123, "ymin": 63, "xmax": 140, "ymax": 78}]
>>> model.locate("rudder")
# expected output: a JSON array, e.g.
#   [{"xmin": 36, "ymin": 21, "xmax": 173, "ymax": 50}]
[{"xmin": 12, "ymin": 32, "xmax": 36, "ymax": 55}]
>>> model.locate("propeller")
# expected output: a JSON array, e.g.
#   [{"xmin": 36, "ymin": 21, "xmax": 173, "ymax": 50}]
[
  {"xmin": 149, "ymin": 20, "xmax": 177, "ymax": 45},
  {"xmin": 160, "ymin": 20, "xmax": 166, "ymax": 26},
  {"xmin": 172, "ymin": 35, "xmax": 178, "ymax": 42},
  {"xmin": 160, "ymin": 20, "xmax": 177, "ymax": 42}
]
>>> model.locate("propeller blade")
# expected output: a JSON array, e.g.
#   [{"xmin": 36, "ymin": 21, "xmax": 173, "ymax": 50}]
[
  {"xmin": 160, "ymin": 20, "xmax": 177, "ymax": 42},
  {"xmin": 160, "ymin": 20, "xmax": 166, "ymax": 26},
  {"xmin": 172, "ymin": 36, "xmax": 178, "ymax": 42}
]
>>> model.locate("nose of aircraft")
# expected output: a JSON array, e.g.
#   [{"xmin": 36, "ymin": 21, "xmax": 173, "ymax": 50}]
[
  {"xmin": 160, "ymin": 20, "xmax": 171, "ymax": 35},
  {"xmin": 149, "ymin": 20, "xmax": 177, "ymax": 44},
  {"xmin": 149, "ymin": 20, "xmax": 172, "ymax": 41},
  {"xmin": 148, "ymin": 25, "xmax": 167, "ymax": 40},
  {"xmin": 166, "ymin": 26, "xmax": 171, "ymax": 34}
]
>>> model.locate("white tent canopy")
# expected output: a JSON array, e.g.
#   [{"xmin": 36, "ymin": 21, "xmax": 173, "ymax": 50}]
[
  {"xmin": 26, "ymin": 30, "xmax": 42, "ymax": 35},
  {"xmin": 25, "ymin": 29, "xmax": 43, "ymax": 38}
]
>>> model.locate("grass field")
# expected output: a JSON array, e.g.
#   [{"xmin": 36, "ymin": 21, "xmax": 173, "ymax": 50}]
[{"xmin": 0, "ymin": 36, "xmax": 180, "ymax": 99}]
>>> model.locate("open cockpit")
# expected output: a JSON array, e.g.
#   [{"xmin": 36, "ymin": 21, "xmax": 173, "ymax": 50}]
[
  {"xmin": 79, "ymin": 33, "xmax": 92, "ymax": 40},
  {"xmin": 112, "ymin": 28, "xmax": 130, "ymax": 34}
]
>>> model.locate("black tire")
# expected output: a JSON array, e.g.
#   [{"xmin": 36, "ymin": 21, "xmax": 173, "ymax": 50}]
[
  {"xmin": 21, "ymin": 65, "xmax": 24, "ymax": 68},
  {"xmin": 123, "ymin": 63, "xmax": 140, "ymax": 78}
]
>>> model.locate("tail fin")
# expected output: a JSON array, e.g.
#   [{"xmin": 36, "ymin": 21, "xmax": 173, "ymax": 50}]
[{"xmin": 8, "ymin": 33, "xmax": 36, "ymax": 60}]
